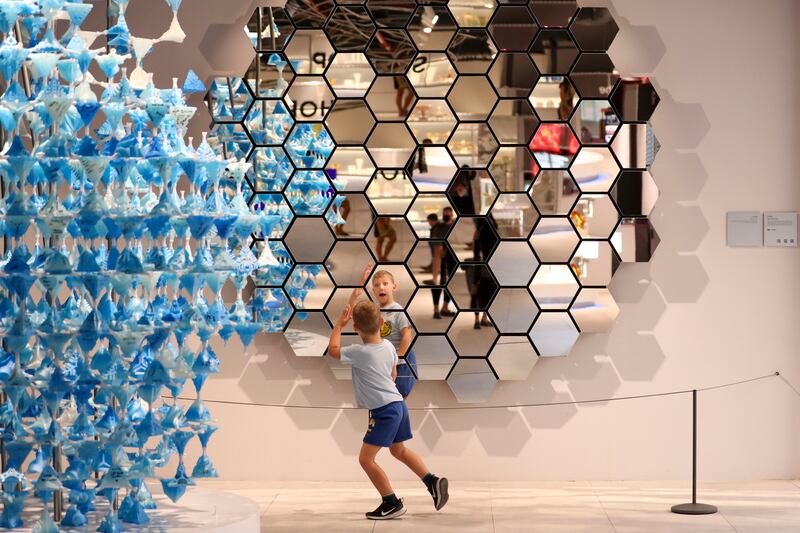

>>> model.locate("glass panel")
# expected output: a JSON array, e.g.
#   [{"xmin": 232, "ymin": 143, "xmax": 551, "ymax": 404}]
[{"xmin": 447, "ymin": 359, "xmax": 498, "ymax": 403}]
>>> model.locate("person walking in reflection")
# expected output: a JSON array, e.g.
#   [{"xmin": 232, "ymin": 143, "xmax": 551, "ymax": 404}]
[
  {"xmin": 373, "ymin": 217, "xmax": 397, "ymax": 262},
  {"xmin": 327, "ymin": 301, "xmax": 449, "ymax": 519},
  {"xmin": 426, "ymin": 208, "xmax": 456, "ymax": 319}
]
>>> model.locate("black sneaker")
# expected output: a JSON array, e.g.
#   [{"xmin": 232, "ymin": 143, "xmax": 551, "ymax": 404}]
[
  {"xmin": 366, "ymin": 499, "xmax": 406, "ymax": 520},
  {"xmin": 428, "ymin": 476, "xmax": 449, "ymax": 511}
]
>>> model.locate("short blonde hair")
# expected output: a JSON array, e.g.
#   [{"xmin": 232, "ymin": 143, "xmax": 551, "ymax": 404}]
[
  {"xmin": 372, "ymin": 270, "xmax": 395, "ymax": 284},
  {"xmin": 352, "ymin": 300, "xmax": 381, "ymax": 334}
]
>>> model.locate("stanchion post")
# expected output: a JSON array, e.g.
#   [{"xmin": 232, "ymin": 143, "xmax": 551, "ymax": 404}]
[
  {"xmin": 53, "ymin": 444, "xmax": 63, "ymax": 521},
  {"xmin": 671, "ymin": 389, "xmax": 717, "ymax": 515}
]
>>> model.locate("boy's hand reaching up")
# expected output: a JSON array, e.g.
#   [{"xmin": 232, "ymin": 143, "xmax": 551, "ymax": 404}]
[
  {"xmin": 338, "ymin": 304, "xmax": 353, "ymax": 328},
  {"xmin": 360, "ymin": 262, "xmax": 374, "ymax": 285},
  {"xmin": 348, "ymin": 262, "xmax": 374, "ymax": 304}
]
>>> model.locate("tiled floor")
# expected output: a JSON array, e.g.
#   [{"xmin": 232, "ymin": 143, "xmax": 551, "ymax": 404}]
[{"xmin": 198, "ymin": 479, "xmax": 800, "ymax": 532}]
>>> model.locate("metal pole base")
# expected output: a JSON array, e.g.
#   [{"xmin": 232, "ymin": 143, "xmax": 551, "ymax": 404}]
[{"xmin": 671, "ymin": 503, "xmax": 718, "ymax": 515}]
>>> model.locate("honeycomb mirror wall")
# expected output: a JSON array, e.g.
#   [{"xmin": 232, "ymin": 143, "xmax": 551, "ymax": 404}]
[{"xmin": 212, "ymin": 0, "xmax": 662, "ymax": 404}]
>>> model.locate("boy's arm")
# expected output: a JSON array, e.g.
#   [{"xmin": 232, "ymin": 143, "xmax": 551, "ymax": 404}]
[
  {"xmin": 396, "ymin": 326, "xmax": 413, "ymax": 357},
  {"xmin": 392, "ymin": 364, "xmax": 397, "ymax": 382},
  {"xmin": 327, "ymin": 305, "xmax": 352, "ymax": 360},
  {"xmin": 347, "ymin": 262, "xmax": 374, "ymax": 307}
]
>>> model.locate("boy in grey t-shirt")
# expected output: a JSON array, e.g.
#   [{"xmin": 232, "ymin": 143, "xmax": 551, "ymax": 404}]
[
  {"xmin": 328, "ymin": 301, "xmax": 449, "ymax": 520},
  {"xmin": 347, "ymin": 264, "xmax": 417, "ymax": 397}
]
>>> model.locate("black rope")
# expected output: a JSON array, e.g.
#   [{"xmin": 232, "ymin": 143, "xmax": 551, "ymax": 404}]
[{"xmin": 166, "ymin": 372, "xmax": 781, "ymax": 411}]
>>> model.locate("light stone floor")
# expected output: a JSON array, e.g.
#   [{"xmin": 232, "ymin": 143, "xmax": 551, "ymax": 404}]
[{"xmin": 197, "ymin": 479, "xmax": 800, "ymax": 533}]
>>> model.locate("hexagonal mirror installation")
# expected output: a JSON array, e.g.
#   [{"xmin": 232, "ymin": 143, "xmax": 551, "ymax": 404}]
[{"xmin": 206, "ymin": 1, "xmax": 661, "ymax": 402}]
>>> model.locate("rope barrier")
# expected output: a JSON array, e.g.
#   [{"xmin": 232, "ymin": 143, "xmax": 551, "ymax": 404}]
[{"xmin": 166, "ymin": 371, "xmax": 782, "ymax": 411}]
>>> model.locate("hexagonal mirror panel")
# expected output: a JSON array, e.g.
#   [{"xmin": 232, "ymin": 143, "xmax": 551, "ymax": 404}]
[
  {"xmin": 366, "ymin": 216, "xmax": 416, "ymax": 263},
  {"xmin": 447, "ymin": 358, "xmax": 498, "ymax": 403},
  {"xmin": 286, "ymin": 75, "xmax": 335, "ymax": 121},
  {"xmin": 209, "ymin": 1, "xmax": 660, "ymax": 402},
  {"xmin": 285, "ymin": 29, "xmax": 334, "ymax": 74},
  {"xmin": 488, "ymin": 241, "xmax": 539, "ymax": 287},
  {"xmin": 489, "ymin": 288, "xmax": 538, "ymax": 334},
  {"xmin": 571, "ymin": 240, "xmax": 619, "ymax": 287},
  {"xmin": 447, "ymin": 28, "xmax": 498, "ymax": 76},
  {"xmin": 530, "ymin": 217, "xmax": 579, "ymax": 263},
  {"xmin": 366, "ymin": 170, "xmax": 417, "ymax": 216},
  {"xmin": 529, "ymin": 311, "xmax": 580, "ymax": 357},
  {"xmin": 327, "ymin": 146, "xmax": 375, "ymax": 192},
  {"xmin": 448, "ymin": 311, "xmax": 498, "ymax": 358},
  {"xmin": 247, "ymin": 7, "xmax": 294, "ymax": 51},
  {"xmin": 571, "ymin": 99, "xmax": 619, "ymax": 146},
  {"xmin": 530, "ymin": 264, "xmax": 579, "ymax": 310},
  {"xmin": 285, "ymin": 311, "xmax": 332, "ymax": 357},
  {"xmin": 571, "ymin": 288, "xmax": 619, "ymax": 333},
  {"xmin": 325, "ymin": 6, "xmax": 375, "ymax": 52},
  {"xmin": 326, "ymin": 53, "xmax": 376, "ymax": 97},
  {"xmin": 411, "ymin": 335, "xmax": 457, "ymax": 380},
  {"xmin": 489, "ymin": 6, "xmax": 538, "ymax": 52},
  {"xmin": 447, "ymin": 169, "xmax": 497, "ymax": 216},
  {"xmin": 407, "ymin": 6, "xmax": 456, "ymax": 51},
  {"xmin": 489, "ymin": 336, "xmax": 539, "ymax": 380},
  {"xmin": 208, "ymin": 77, "xmax": 253, "ymax": 122},
  {"xmin": 245, "ymin": 52, "xmax": 294, "ymax": 98}
]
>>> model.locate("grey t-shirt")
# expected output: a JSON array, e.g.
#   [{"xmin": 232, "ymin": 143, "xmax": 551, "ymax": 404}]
[
  {"xmin": 380, "ymin": 302, "xmax": 412, "ymax": 352},
  {"xmin": 341, "ymin": 340, "xmax": 403, "ymax": 409}
]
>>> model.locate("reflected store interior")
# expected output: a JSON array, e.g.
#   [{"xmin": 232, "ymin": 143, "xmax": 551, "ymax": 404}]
[{"xmin": 203, "ymin": 0, "xmax": 667, "ymax": 401}]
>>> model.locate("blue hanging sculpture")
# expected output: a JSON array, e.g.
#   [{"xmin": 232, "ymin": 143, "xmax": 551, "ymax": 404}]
[{"xmin": 0, "ymin": 0, "xmax": 298, "ymax": 530}]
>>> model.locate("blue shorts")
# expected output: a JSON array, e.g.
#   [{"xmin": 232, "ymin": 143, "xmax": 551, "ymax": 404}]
[
  {"xmin": 364, "ymin": 401, "xmax": 412, "ymax": 447},
  {"xmin": 396, "ymin": 350, "xmax": 417, "ymax": 398}
]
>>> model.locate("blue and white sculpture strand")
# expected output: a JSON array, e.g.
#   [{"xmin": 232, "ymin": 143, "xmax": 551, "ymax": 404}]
[{"xmin": 0, "ymin": 0, "xmax": 286, "ymax": 530}]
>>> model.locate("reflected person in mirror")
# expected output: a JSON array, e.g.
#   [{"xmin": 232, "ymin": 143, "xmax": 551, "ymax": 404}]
[
  {"xmin": 347, "ymin": 263, "xmax": 417, "ymax": 399},
  {"xmin": 427, "ymin": 208, "xmax": 457, "ymax": 318},
  {"xmin": 327, "ymin": 301, "xmax": 449, "ymax": 520}
]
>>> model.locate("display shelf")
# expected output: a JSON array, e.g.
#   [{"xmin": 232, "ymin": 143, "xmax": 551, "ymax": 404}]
[{"xmin": 407, "ymin": 55, "xmax": 456, "ymax": 97}]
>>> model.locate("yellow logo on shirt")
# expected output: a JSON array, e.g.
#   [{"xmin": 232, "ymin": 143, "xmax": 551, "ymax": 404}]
[{"xmin": 380, "ymin": 321, "xmax": 392, "ymax": 337}]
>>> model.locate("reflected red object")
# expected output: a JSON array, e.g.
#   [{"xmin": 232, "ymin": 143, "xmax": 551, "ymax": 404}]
[{"xmin": 529, "ymin": 124, "xmax": 579, "ymax": 155}]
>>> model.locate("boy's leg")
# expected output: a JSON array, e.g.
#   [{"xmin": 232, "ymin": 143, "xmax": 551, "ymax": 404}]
[
  {"xmin": 384, "ymin": 233, "xmax": 396, "ymax": 259},
  {"xmin": 390, "ymin": 403, "xmax": 450, "ymax": 511},
  {"xmin": 359, "ymin": 443, "xmax": 393, "ymax": 497},
  {"xmin": 389, "ymin": 442, "xmax": 428, "ymax": 478},
  {"xmin": 376, "ymin": 236, "xmax": 385, "ymax": 262}
]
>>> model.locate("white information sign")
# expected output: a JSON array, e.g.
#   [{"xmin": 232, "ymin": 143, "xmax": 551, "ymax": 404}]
[
  {"xmin": 726, "ymin": 211, "xmax": 762, "ymax": 247},
  {"xmin": 764, "ymin": 211, "xmax": 797, "ymax": 247}
]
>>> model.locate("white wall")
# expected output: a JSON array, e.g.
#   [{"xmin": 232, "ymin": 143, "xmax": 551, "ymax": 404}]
[{"xmin": 139, "ymin": 0, "xmax": 800, "ymax": 481}]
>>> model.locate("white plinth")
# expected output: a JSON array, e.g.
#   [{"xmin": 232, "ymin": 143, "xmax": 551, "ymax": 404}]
[{"xmin": 13, "ymin": 487, "xmax": 260, "ymax": 532}]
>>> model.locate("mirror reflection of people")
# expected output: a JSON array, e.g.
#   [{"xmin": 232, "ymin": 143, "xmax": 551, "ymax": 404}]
[
  {"xmin": 394, "ymin": 75, "xmax": 414, "ymax": 117},
  {"xmin": 347, "ymin": 263, "xmax": 417, "ymax": 399},
  {"xmin": 558, "ymin": 78, "xmax": 576, "ymax": 121},
  {"xmin": 465, "ymin": 216, "xmax": 497, "ymax": 328},
  {"xmin": 373, "ymin": 217, "xmax": 397, "ymax": 262},
  {"xmin": 426, "ymin": 209, "xmax": 456, "ymax": 319}
]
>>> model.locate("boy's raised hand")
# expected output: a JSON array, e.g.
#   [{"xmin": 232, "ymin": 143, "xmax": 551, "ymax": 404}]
[
  {"xmin": 347, "ymin": 262, "xmax": 374, "ymax": 307},
  {"xmin": 359, "ymin": 261, "xmax": 374, "ymax": 285},
  {"xmin": 337, "ymin": 304, "xmax": 353, "ymax": 328}
]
